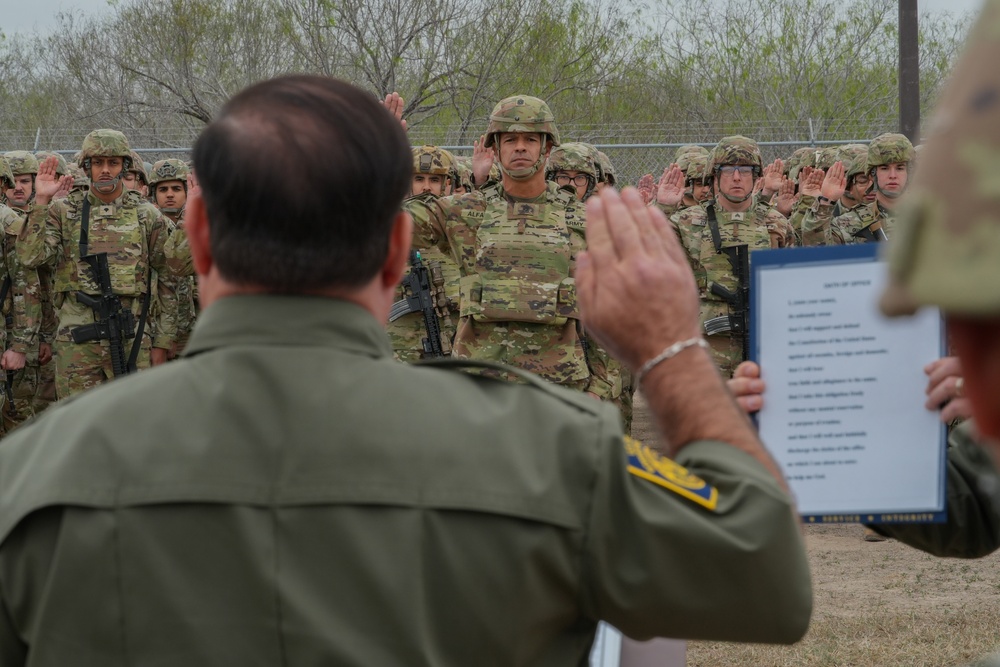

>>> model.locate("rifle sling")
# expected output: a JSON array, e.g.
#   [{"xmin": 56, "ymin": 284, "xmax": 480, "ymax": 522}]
[
  {"xmin": 706, "ymin": 204, "xmax": 723, "ymax": 254},
  {"xmin": 78, "ymin": 195, "xmax": 151, "ymax": 372}
]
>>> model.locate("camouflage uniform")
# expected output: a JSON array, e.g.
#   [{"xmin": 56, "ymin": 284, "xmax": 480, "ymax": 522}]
[
  {"xmin": 388, "ymin": 146, "xmax": 461, "ymax": 361},
  {"xmin": 148, "ymin": 159, "xmax": 197, "ymax": 355},
  {"xmin": 405, "ymin": 96, "xmax": 617, "ymax": 400},
  {"xmin": 800, "ymin": 134, "xmax": 914, "ymax": 246},
  {"xmin": 545, "ymin": 141, "xmax": 599, "ymax": 199},
  {"xmin": 666, "ymin": 136, "xmax": 796, "ymax": 378},
  {"xmin": 1, "ymin": 152, "xmax": 54, "ymax": 429},
  {"xmin": 17, "ymin": 130, "xmax": 177, "ymax": 399},
  {"xmin": 665, "ymin": 145, "xmax": 713, "ymax": 216}
]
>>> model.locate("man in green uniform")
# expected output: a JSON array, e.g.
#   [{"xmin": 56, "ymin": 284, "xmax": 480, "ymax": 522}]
[
  {"xmin": 656, "ymin": 135, "xmax": 796, "ymax": 378},
  {"xmin": 799, "ymin": 133, "xmax": 913, "ymax": 246},
  {"xmin": 0, "ymin": 75, "xmax": 812, "ymax": 664},
  {"xmin": 17, "ymin": 131, "xmax": 177, "ymax": 398},
  {"xmin": 148, "ymin": 158, "xmax": 197, "ymax": 356},
  {"xmin": 405, "ymin": 96, "xmax": 618, "ymax": 400},
  {"xmin": 1, "ymin": 152, "xmax": 54, "ymax": 427},
  {"xmin": 387, "ymin": 145, "xmax": 461, "ymax": 360}
]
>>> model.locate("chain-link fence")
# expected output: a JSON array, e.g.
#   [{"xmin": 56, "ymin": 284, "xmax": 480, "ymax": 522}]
[{"xmin": 2, "ymin": 120, "xmax": 897, "ymax": 186}]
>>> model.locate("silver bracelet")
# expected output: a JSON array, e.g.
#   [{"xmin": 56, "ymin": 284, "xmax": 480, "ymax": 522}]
[{"xmin": 635, "ymin": 337, "xmax": 709, "ymax": 386}]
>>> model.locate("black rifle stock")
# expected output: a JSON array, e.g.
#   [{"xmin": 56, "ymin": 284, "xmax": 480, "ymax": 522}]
[
  {"xmin": 387, "ymin": 250, "xmax": 445, "ymax": 358},
  {"xmin": 705, "ymin": 243, "xmax": 750, "ymax": 362},
  {"xmin": 71, "ymin": 252, "xmax": 136, "ymax": 377}
]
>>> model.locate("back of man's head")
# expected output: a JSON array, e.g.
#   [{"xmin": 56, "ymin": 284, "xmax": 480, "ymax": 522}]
[{"xmin": 193, "ymin": 75, "xmax": 411, "ymax": 292}]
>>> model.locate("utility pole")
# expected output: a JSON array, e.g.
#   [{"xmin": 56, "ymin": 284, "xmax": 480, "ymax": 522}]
[{"xmin": 899, "ymin": 0, "xmax": 920, "ymax": 142}]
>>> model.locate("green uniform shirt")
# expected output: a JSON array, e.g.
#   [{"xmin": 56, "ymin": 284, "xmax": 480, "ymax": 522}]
[
  {"xmin": 871, "ymin": 421, "xmax": 1000, "ymax": 557},
  {"xmin": 0, "ymin": 295, "xmax": 811, "ymax": 665}
]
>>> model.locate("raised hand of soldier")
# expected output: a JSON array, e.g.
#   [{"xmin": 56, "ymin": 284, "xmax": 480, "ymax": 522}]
[
  {"xmin": 33, "ymin": 155, "xmax": 74, "ymax": 206},
  {"xmin": 637, "ymin": 173, "xmax": 655, "ymax": 205},
  {"xmin": 578, "ymin": 187, "xmax": 700, "ymax": 371},
  {"xmin": 187, "ymin": 169, "xmax": 201, "ymax": 199},
  {"xmin": 382, "ymin": 92, "xmax": 408, "ymax": 132},
  {"xmin": 775, "ymin": 176, "xmax": 797, "ymax": 217},
  {"xmin": 472, "ymin": 134, "xmax": 494, "ymax": 187},
  {"xmin": 820, "ymin": 160, "xmax": 847, "ymax": 202},
  {"xmin": 654, "ymin": 165, "xmax": 684, "ymax": 207},
  {"xmin": 761, "ymin": 159, "xmax": 784, "ymax": 197},
  {"xmin": 797, "ymin": 165, "xmax": 824, "ymax": 199}
]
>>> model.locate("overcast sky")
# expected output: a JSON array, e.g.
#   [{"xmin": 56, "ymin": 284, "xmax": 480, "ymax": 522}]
[{"xmin": 3, "ymin": 0, "xmax": 985, "ymax": 35}]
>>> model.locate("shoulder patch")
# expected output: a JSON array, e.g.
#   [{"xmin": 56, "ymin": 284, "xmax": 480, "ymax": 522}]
[{"xmin": 624, "ymin": 436, "xmax": 718, "ymax": 510}]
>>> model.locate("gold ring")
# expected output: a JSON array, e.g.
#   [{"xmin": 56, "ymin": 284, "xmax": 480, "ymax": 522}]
[{"xmin": 955, "ymin": 377, "xmax": 964, "ymax": 398}]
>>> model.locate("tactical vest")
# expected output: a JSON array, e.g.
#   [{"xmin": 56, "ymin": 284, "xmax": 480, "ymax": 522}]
[
  {"xmin": 54, "ymin": 190, "xmax": 152, "ymax": 296},
  {"xmin": 458, "ymin": 185, "xmax": 583, "ymax": 325},
  {"xmin": 694, "ymin": 202, "xmax": 777, "ymax": 302},
  {"xmin": 842, "ymin": 202, "xmax": 896, "ymax": 242}
]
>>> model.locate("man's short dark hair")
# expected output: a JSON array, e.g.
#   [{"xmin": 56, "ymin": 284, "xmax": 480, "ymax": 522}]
[{"xmin": 193, "ymin": 75, "xmax": 411, "ymax": 291}]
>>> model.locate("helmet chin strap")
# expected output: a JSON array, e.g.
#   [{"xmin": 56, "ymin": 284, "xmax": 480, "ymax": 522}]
[
  {"xmin": 159, "ymin": 206, "xmax": 184, "ymax": 215},
  {"xmin": 498, "ymin": 136, "xmax": 548, "ymax": 181},
  {"xmin": 91, "ymin": 173, "xmax": 123, "ymax": 195}
]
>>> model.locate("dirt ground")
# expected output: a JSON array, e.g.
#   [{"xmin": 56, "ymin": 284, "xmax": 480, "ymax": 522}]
[{"xmin": 630, "ymin": 394, "xmax": 1000, "ymax": 667}]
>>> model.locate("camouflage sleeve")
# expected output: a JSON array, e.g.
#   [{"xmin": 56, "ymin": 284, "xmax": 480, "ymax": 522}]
[
  {"xmin": 16, "ymin": 201, "xmax": 61, "ymax": 269},
  {"xmin": 799, "ymin": 198, "xmax": 843, "ymax": 247},
  {"xmin": 653, "ymin": 201, "xmax": 680, "ymax": 217},
  {"xmin": 147, "ymin": 211, "xmax": 177, "ymax": 348},
  {"xmin": 163, "ymin": 225, "xmax": 195, "ymax": 277},
  {"xmin": 766, "ymin": 210, "xmax": 797, "ymax": 248},
  {"xmin": 403, "ymin": 195, "xmax": 450, "ymax": 252},
  {"xmin": 583, "ymin": 337, "xmax": 621, "ymax": 400},
  {"xmin": 0, "ymin": 221, "xmax": 41, "ymax": 356},
  {"xmin": 38, "ymin": 267, "xmax": 57, "ymax": 344},
  {"xmin": 671, "ymin": 210, "xmax": 706, "ymax": 288}
]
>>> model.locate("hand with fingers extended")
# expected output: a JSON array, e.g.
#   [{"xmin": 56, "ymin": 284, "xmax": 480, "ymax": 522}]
[
  {"xmin": 775, "ymin": 177, "xmax": 797, "ymax": 217},
  {"xmin": 925, "ymin": 356, "xmax": 973, "ymax": 424},
  {"xmin": 819, "ymin": 160, "xmax": 847, "ymax": 202},
  {"xmin": 637, "ymin": 173, "xmax": 655, "ymax": 205},
  {"xmin": 654, "ymin": 165, "xmax": 685, "ymax": 207},
  {"xmin": 472, "ymin": 134, "xmax": 494, "ymax": 187},
  {"xmin": 761, "ymin": 159, "xmax": 784, "ymax": 197},
  {"xmin": 797, "ymin": 165, "xmax": 825, "ymax": 199},
  {"xmin": 577, "ymin": 187, "xmax": 701, "ymax": 371},
  {"xmin": 381, "ymin": 92, "xmax": 407, "ymax": 132},
  {"xmin": 33, "ymin": 156, "xmax": 75, "ymax": 206}
]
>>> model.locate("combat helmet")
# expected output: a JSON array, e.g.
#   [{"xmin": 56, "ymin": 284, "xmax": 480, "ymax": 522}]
[
  {"xmin": 148, "ymin": 158, "xmax": 190, "ymax": 214},
  {"xmin": 411, "ymin": 145, "xmax": 457, "ymax": 196},
  {"xmin": 786, "ymin": 146, "xmax": 815, "ymax": 181},
  {"xmin": 4, "ymin": 151, "xmax": 39, "ymax": 177},
  {"xmin": 0, "ymin": 158, "xmax": 13, "ymax": 191},
  {"xmin": 78, "ymin": 129, "xmax": 132, "ymax": 194},
  {"xmin": 34, "ymin": 151, "xmax": 69, "ymax": 176},
  {"xmin": 675, "ymin": 147, "xmax": 711, "ymax": 183},
  {"xmin": 709, "ymin": 135, "xmax": 762, "ymax": 204},
  {"xmin": 546, "ymin": 142, "xmax": 598, "ymax": 198},
  {"xmin": 453, "ymin": 156, "xmax": 474, "ymax": 192},
  {"xmin": 128, "ymin": 150, "xmax": 149, "ymax": 186},
  {"xmin": 595, "ymin": 150, "xmax": 616, "ymax": 187},
  {"xmin": 840, "ymin": 144, "xmax": 870, "ymax": 185},
  {"xmin": 867, "ymin": 133, "xmax": 914, "ymax": 199},
  {"xmin": 484, "ymin": 95, "xmax": 559, "ymax": 181}
]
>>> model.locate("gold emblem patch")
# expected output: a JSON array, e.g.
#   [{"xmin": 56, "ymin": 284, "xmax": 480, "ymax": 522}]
[{"xmin": 624, "ymin": 436, "xmax": 718, "ymax": 511}]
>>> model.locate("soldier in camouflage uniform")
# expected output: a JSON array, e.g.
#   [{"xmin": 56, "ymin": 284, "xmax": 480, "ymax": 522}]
[
  {"xmin": 148, "ymin": 159, "xmax": 197, "ymax": 356},
  {"xmin": 18, "ymin": 130, "xmax": 177, "ymax": 399},
  {"xmin": 387, "ymin": 146, "xmax": 461, "ymax": 361},
  {"xmin": 655, "ymin": 145, "xmax": 713, "ymax": 216},
  {"xmin": 404, "ymin": 95, "xmax": 619, "ymax": 401},
  {"xmin": 545, "ymin": 141, "xmax": 600, "ymax": 201},
  {"xmin": 655, "ymin": 136, "xmax": 796, "ymax": 378},
  {"xmin": 799, "ymin": 133, "xmax": 913, "ymax": 246},
  {"xmin": 452, "ymin": 156, "xmax": 474, "ymax": 195},
  {"xmin": 123, "ymin": 151, "xmax": 150, "ymax": 198},
  {"xmin": 1, "ymin": 152, "xmax": 54, "ymax": 427}
]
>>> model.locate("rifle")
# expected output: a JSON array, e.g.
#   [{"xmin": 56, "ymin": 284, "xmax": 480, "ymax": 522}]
[
  {"xmin": 387, "ymin": 250, "xmax": 447, "ymax": 358},
  {"xmin": 71, "ymin": 252, "xmax": 136, "ymax": 377},
  {"xmin": 704, "ymin": 243, "xmax": 750, "ymax": 362},
  {"xmin": 853, "ymin": 219, "xmax": 888, "ymax": 242}
]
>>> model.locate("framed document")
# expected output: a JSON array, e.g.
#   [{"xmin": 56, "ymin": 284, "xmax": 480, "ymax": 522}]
[{"xmin": 749, "ymin": 244, "xmax": 947, "ymax": 524}]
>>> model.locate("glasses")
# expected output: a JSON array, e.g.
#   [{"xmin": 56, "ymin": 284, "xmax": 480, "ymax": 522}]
[
  {"xmin": 555, "ymin": 173, "xmax": 591, "ymax": 187},
  {"xmin": 718, "ymin": 165, "xmax": 756, "ymax": 177}
]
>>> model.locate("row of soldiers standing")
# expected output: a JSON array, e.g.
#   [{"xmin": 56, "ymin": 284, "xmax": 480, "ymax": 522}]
[
  {"xmin": 385, "ymin": 93, "xmax": 914, "ymax": 434},
  {"xmin": 0, "ymin": 130, "xmax": 197, "ymax": 436}
]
